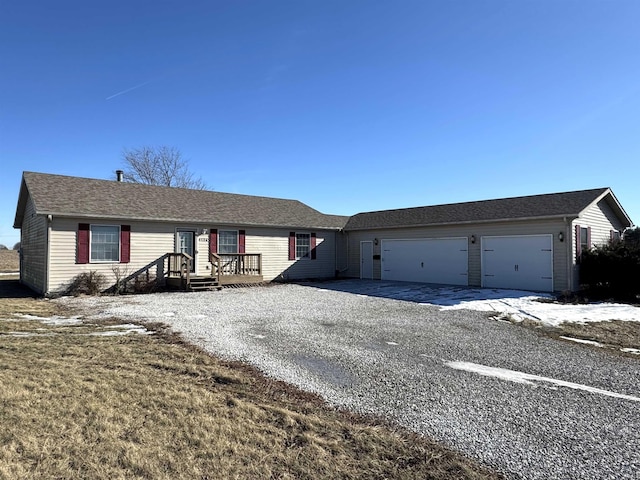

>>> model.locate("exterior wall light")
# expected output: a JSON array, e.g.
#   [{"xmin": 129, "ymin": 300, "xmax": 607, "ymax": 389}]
[
  {"xmin": 470, "ymin": 235, "xmax": 476, "ymax": 244},
  {"xmin": 374, "ymin": 238, "xmax": 379, "ymax": 246},
  {"xmin": 558, "ymin": 232, "xmax": 564, "ymax": 242}
]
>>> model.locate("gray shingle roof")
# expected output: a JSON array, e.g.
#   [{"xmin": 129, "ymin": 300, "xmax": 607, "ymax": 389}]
[
  {"xmin": 17, "ymin": 172, "xmax": 348, "ymax": 230},
  {"xmin": 344, "ymin": 188, "xmax": 614, "ymax": 231}
]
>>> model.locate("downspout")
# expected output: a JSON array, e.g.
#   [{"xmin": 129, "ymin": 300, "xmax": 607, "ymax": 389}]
[
  {"xmin": 45, "ymin": 214, "xmax": 52, "ymax": 296},
  {"xmin": 564, "ymin": 217, "xmax": 572, "ymax": 292}
]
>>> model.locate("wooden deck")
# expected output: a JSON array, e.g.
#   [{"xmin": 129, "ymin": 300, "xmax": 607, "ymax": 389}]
[{"xmin": 165, "ymin": 252, "xmax": 263, "ymax": 291}]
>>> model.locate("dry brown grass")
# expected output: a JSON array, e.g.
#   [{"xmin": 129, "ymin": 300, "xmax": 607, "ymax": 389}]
[
  {"xmin": 497, "ymin": 312, "xmax": 640, "ymax": 357},
  {"xmin": 0, "ymin": 282, "xmax": 501, "ymax": 480},
  {"xmin": 0, "ymin": 250, "xmax": 18, "ymax": 273},
  {"xmin": 547, "ymin": 320, "xmax": 640, "ymax": 352}
]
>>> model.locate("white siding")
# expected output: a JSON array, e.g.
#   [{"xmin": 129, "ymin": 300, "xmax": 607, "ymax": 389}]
[
  {"xmin": 245, "ymin": 227, "xmax": 337, "ymax": 281},
  {"xmin": 49, "ymin": 219, "xmax": 176, "ymax": 293},
  {"xmin": 47, "ymin": 219, "xmax": 338, "ymax": 293},
  {"xmin": 570, "ymin": 197, "xmax": 627, "ymax": 290},
  {"xmin": 344, "ymin": 218, "xmax": 570, "ymax": 291},
  {"xmin": 20, "ymin": 196, "xmax": 47, "ymax": 294},
  {"xmin": 573, "ymin": 198, "xmax": 626, "ymax": 251}
]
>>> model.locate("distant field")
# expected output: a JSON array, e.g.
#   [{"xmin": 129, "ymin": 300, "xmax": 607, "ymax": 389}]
[{"xmin": 0, "ymin": 250, "xmax": 19, "ymax": 272}]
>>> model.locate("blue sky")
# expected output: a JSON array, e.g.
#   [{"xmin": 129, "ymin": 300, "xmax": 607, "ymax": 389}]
[{"xmin": 1, "ymin": 0, "xmax": 639, "ymax": 248}]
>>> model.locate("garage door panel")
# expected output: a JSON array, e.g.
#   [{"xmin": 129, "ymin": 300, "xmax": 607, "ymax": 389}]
[
  {"xmin": 482, "ymin": 235, "xmax": 553, "ymax": 292},
  {"xmin": 382, "ymin": 238, "xmax": 468, "ymax": 286}
]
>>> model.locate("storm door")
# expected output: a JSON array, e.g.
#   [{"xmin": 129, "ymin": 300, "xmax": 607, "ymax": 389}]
[{"xmin": 176, "ymin": 230, "xmax": 196, "ymax": 273}]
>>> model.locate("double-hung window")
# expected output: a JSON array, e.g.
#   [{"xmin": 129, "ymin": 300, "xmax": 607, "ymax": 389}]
[
  {"xmin": 91, "ymin": 225, "xmax": 120, "ymax": 262},
  {"xmin": 218, "ymin": 230, "xmax": 238, "ymax": 254},
  {"xmin": 295, "ymin": 233, "xmax": 311, "ymax": 259},
  {"xmin": 288, "ymin": 232, "xmax": 316, "ymax": 261}
]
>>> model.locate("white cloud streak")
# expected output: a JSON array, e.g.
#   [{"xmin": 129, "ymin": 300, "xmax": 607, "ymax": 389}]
[{"xmin": 105, "ymin": 80, "xmax": 153, "ymax": 100}]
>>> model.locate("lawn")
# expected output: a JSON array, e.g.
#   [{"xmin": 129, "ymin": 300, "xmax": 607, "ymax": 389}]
[{"xmin": 0, "ymin": 280, "xmax": 502, "ymax": 480}]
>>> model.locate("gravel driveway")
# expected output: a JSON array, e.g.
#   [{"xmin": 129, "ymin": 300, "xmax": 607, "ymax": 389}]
[{"xmin": 64, "ymin": 280, "xmax": 640, "ymax": 480}]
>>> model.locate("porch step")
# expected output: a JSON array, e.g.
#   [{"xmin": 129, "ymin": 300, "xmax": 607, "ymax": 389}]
[{"xmin": 188, "ymin": 277, "xmax": 222, "ymax": 292}]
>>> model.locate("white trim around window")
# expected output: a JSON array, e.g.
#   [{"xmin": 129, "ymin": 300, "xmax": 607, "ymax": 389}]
[
  {"xmin": 218, "ymin": 229, "xmax": 239, "ymax": 254},
  {"xmin": 295, "ymin": 233, "xmax": 311, "ymax": 259},
  {"xmin": 90, "ymin": 225, "xmax": 121, "ymax": 263}
]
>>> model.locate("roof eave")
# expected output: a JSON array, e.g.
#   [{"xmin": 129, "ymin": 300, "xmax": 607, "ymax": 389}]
[
  {"xmin": 40, "ymin": 212, "xmax": 345, "ymax": 231},
  {"xmin": 344, "ymin": 213, "xmax": 580, "ymax": 231},
  {"xmin": 12, "ymin": 177, "xmax": 29, "ymax": 229}
]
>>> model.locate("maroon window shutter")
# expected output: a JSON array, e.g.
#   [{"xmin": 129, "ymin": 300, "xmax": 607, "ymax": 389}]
[
  {"xmin": 120, "ymin": 225, "xmax": 131, "ymax": 263},
  {"xmin": 238, "ymin": 230, "xmax": 246, "ymax": 254},
  {"xmin": 77, "ymin": 223, "xmax": 90, "ymax": 264},
  {"xmin": 289, "ymin": 232, "xmax": 296, "ymax": 261},
  {"xmin": 209, "ymin": 229, "xmax": 218, "ymax": 254},
  {"xmin": 575, "ymin": 224, "xmax": 582, "ymax": 258},
  {"xmin": 586, "ymin": 227, "xmax": 592, "ymax": 250},
  {"xmin": 310, "ymin": 232, "xmax": 317, "ymax": 260}
]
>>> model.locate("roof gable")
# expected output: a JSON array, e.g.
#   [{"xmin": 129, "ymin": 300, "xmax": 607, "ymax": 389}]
[
  {"xmin": 15, "ymin": 172, "xmax": 348, "ymax": 230},
  {"xmin": 344, "ymin": 188, "xmax": 628, "ymax": 231}
]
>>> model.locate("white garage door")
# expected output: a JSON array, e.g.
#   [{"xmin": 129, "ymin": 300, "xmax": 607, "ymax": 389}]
[
  {"xmin": 482, "ymin": 235, "xmax": 553, "ymax": 292},
  {"xmin": 381, "ymin": 238, "xmax": 468, "ymax": 286}
]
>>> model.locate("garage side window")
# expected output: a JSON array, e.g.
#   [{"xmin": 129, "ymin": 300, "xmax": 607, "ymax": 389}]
[
  {"xmin": 580, "ymin": 227, "xmax": 589, "ymax": 252},
  {"xmin": 91, "ymin": 225, "xmax": 120, "ymax": 262},
  {"xmin": 575, "ymin": 224, "xmax": 591, "ymax": 261}
]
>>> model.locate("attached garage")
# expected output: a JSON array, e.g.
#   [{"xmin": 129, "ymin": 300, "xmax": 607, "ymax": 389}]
[
  {"xmin": 381, "ymin": 238, "xmax": 468, "ymax": 286},
  {"xmin": 482, "ymin": 235, "xmax": 553, "ymax": 292}
]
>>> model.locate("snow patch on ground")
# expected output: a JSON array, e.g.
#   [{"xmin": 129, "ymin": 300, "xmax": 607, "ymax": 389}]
[
  {"xmin": 621, "ymin": 348, "xmax": 640, "ymax": 355},
  {"xmin": 445, "ymin": 361, "xmax": 640, "ymax": 403},
  {"xmin": 13, "ymin": 314, "xmax": 84, "ymax": 325},
  {"xmin": 437, "ymin": 291, "xmax": 639, "ymax": 326},
  {"xmin": 90, "ymin": 324, "xmax": 153, "ymax": 336},
  {"xmin": 3, "ymin": 315, "xmax": 152, "ymax": 336},
  {"xmin": 559, "ymin": 336, "xmax": 604, "ymax": 347}
]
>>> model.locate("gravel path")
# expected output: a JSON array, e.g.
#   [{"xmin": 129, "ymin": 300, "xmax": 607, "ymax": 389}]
[{"xmin": 62, "ymin": 281, "xmax": 640, "ymax": 480}]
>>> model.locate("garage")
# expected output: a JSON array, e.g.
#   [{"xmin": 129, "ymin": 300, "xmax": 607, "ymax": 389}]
[
  {"xmin": 381, "ymin": 238, "xmax": 468, "ymax": 286},
  {"xmin": 482, "ymin": 235, "xmax": 553, "ymax": 292}
]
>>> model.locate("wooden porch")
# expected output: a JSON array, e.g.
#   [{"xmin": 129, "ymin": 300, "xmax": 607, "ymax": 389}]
[{"xmin": 165, "ymin": 252, "xmax": 263, "ymax": 291}]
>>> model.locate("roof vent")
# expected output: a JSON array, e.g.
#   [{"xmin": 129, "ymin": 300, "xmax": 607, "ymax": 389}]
[{"xmin": 116, "ymin": 170, "xmax": 124, "ymax": 182}]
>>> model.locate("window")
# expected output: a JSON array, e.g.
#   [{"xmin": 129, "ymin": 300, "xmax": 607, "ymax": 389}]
[
  {"xmin": 289, "ymin": 232, "xmax": 316, "ymax": 260},
  {"xmin": 296, "ymin": 233, "xmax": 310, "ymax": 259},
  {"xmin": 611, "ymin": 230, "xmax": 621, "ymax": 242},
  {"xmin": 91, "ymin": 225, "xmax": 120, "ymax": 262},
  {"xmin": 218, "ymin": 230, "xmax": 238, "ymax": 254},
  {"xmin": 580, "ymin": 227, "xmax": 589, "ymax": 253}
]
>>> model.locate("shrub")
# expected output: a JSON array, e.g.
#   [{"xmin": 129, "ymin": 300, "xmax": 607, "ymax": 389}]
[
  {"xmin": 580, "ymin": 232, "xmax": 640, "ymax": 302},
  {"xmin": 66, "ymin": 271, "xmax": 106, "ymax": 296}
]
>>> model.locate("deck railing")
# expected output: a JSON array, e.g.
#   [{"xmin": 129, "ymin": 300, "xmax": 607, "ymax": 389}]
[
  {"xmin": 210, "ymin": 253, "xmax": 262, "ymax": 278},
  {"xmin": 165, "ymin": 252, "xmax": 192, "ymax": 288}
]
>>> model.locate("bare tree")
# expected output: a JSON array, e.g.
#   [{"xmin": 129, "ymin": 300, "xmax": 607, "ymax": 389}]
[{"xmin": 121, "ymin": 146, "xmax": 207, "ymax": 189}]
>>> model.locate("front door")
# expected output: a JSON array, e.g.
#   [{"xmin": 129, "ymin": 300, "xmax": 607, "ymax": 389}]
[
  {"xmin": 360, "ymin": 241, "xmax": 374, "ymax": 279},
  {"xmin": 177, "ymin": 230, "xmax": 196, "ymax": 273}
]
